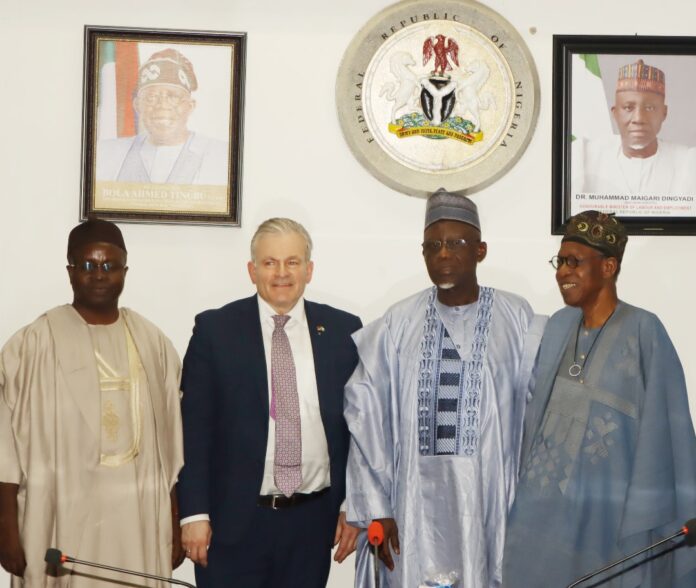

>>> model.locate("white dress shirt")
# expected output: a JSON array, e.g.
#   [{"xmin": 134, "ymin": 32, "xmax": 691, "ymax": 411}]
[{"xmin": 257, "ymin": 295, "xmax": 331, "ymax": 494}]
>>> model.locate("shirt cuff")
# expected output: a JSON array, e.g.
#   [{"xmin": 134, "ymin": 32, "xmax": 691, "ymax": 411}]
[{"xmin": 180, "ymin": 514, "xmax": 210, "ymax": 527}]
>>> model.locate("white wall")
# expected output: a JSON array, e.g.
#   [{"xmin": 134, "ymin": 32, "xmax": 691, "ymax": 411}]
[{"xmin": 2, "ymin": 1, "xmax": 695, "ymax": 586}]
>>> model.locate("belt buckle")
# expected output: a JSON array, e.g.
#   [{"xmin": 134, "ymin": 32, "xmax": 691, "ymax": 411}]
[{"xmin": 271, "ymin": 495, "xmax": 279, "ymax": 510}]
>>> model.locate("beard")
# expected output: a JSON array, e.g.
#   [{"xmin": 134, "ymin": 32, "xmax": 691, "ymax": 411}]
[{"xmin": 437, "ymin": 282, "xmax": 455, "ymax": 290}]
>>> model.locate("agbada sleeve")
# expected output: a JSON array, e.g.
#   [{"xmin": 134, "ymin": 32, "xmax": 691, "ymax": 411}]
[
  {"xmin": 0, "ymin": 334, "xmax": 24, "ymax": 484},
  {"xmin": 344, "ymin": 316, "xmax": 399, "ymax": 527},
  {"xmin": 161, "ymin": 332, "xmax": 184, "ymax": 490},
  {"xmin": 620, "ymin": 314, "xmax": 696, "ymax": 583}
]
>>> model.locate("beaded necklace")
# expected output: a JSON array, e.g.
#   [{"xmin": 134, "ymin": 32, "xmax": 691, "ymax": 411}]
[{"xmin": 568, "ymin": 308, "xmax": 616, "ymax": 378}]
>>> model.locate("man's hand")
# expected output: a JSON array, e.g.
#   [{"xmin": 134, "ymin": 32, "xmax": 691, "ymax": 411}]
[
  {"xmin": 0, "ymin": 525, "xmax": 25, "ymax": 577},
  {"xmin": 333, "ymin": 511, "xmax": 360, "ymax": 563},
  {"xmin": 181, "ymin": 521, "xmax": 212, "ymax": 567},
  {"xmin": 0, "ymin": 482, "xmax": 26, "ymax": 577},
  {"xmin": 170, "ymin": 489, "xmax": 185, "ymax": 570},
  {"xmin": 171, "ymin": 524, "xmax": 186, "ymax": 570},
  {"xmin": 375, "ymin": 517, "xmax": 400, "ymax": 571}
]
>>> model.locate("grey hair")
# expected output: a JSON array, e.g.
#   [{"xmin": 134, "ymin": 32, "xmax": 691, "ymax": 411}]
[{"xmin": 250, "ymin": 218, "xmax": 313, "ymax": 263}]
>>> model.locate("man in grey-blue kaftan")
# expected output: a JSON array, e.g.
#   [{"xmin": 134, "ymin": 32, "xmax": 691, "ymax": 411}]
[
  {"xmin": 344, "ymin": 189, "xmax": 546, "ymax": 588},
  {"xmin": 503, "ymin": 210, "xmax": 696, "ymax": 587}
]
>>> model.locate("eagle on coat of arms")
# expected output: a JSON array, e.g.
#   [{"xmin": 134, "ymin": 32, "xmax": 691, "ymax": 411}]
[{"xmin": 423, "ymin": 34, "xmax": 459, "ymax": 76}]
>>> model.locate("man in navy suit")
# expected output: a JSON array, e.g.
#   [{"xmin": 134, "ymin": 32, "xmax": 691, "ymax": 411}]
[{"xmin": 178, "ymin": 218, "xmax": 362, "ymax": 587}]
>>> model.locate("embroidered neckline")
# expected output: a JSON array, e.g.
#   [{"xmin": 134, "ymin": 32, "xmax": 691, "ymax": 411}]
[{"xmin": 417, "ymin": 287, "xmax": 494, "ymax": 456}]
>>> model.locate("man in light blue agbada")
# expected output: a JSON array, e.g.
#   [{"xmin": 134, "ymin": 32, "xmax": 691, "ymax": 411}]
[
  {"xmin": 503, "ymin": 211, "xmax": 696, "ymax": 587},
  {"xmin": 344, "ymin": 189, "xmax": 546, "ymax": 588}
]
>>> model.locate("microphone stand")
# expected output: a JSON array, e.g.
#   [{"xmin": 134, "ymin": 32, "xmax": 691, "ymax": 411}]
[
  {"xmin": 566, "ymin": 530, "xmax": 685, "ymax": 588},
  {"xmin": 46, "ymin": 550, "xmax": 195, "ymax": 588}
]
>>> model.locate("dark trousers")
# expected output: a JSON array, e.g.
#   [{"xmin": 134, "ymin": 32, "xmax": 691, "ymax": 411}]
[{"xmin": 195, "ymin": 491, "xmax": 336, "ymax": 588}]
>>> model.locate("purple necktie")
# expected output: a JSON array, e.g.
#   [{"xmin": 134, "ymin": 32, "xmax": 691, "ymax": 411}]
[{"xmin": 271, "ymin": 314, "xmax": 302, "ymax": 497}]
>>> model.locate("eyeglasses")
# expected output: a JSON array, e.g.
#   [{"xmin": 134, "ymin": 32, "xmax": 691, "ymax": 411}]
[
  {"xmin": 548, "ymin": 254, "xmax": 604, "ymax": 269},
  {"xmin": 139, "ymin": 90, "xmax": 189, "ymax": 107},
  {"xmin": 68, "ymin": 261, "xmax": 126, "ymax": 273},
  {"xmin": 422, "ymin": 239, "xmax": 475, "ymax": 255}
]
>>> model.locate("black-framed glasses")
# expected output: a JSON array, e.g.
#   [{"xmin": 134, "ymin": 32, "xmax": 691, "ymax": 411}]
[
  {"xmin": 548, "ymin": 254, "xmax": 604, "ymax": 269},
  {"xmin": 138, "ymin": 89, "xmax": 189, "ymax": 107},
  {"xmin": 68, "ymin": 261, "xmax": 126, "ymax": 273},
  {"xmin": 422, "ymin": 239, "xmax": 475, "ymax": 255}
]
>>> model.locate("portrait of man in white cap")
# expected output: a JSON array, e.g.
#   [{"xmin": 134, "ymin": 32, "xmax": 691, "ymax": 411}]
[
  {"xmin": 571, "ymin": 57, "xmax": 696, "ymax": 198},
  {"xmin": 96, "ymin": 47, "xmax": 230, "ymax": 186}
]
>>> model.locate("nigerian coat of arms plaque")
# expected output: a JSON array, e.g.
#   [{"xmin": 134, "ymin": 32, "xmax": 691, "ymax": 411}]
[{"xmin": 336, "ymin": 0, "xmax": 539, "ymax": 197}]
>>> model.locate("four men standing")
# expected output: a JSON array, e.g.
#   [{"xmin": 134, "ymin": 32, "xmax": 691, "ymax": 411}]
[{"xmin": 1, "ymin": 204, "xmax": 695, "ymax": 587}]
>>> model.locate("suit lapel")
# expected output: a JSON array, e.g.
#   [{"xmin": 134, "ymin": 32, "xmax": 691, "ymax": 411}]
[
  {"xmin": 168, "ymin": 134, "xmax": 202, "ymax": 184},
  {"xmin": 117, "ymin": 135, "xmax": 149, "ymax": 182},
  {"xmin": 305, "ymin": 301, "xmax": 330, "ymax": 424},
  {"xmin": 240, "ymin": 295, "xmax": 270, "ymax": 414}
]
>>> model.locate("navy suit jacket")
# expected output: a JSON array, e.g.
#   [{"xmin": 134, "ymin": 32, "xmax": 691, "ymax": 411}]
[{"xmin": 177, "ymin": 295, "xmax": 362, "ymax": 545}]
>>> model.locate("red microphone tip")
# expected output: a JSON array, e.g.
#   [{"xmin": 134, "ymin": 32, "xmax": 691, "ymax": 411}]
[{"xmin": 368, "ymin": 521, "xmax": 384, "ymax": 546}]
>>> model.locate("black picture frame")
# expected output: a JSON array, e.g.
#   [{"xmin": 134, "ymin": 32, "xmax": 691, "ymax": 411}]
[
  {"xmin": 80, "ymin": 25, "xmax": 246, "ymax": 225},
  {"xmin": 552, "ymin": 35, "xmax": 696, "ymax": 235}
]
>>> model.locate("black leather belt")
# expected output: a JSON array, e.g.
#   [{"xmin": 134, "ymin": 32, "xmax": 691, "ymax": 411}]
[{"xmin": 257, "ymin": 487, "xmax": 329, "ymax": 510}]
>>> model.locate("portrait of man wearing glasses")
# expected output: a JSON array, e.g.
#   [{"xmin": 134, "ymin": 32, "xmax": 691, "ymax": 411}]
[
  {"xmin": 96, "ymin": 48, "xmax": 229, "ymax": 186},
  {"xmin": 344, "ymin": 188, "xmax": 546, "ymax": 588},
  {"xmin": 504, "ymin": 210, "xmax": 696, "ymax": 587}
]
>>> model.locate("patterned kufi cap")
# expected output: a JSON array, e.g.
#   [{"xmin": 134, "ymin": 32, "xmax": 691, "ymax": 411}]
[
  {"xmin": 616, "ymin": 59, "xmax": 665, "ymax": 96},
  {"xmin": 425, "ymin": 188, "xmax": 480, "ymax": 231},
  {"xmin": 138, "ymin": 48, "xmax": 198, "ymax": 93},
  {"xmin": 67, "ymin": 218, "xmax": 127, "ymax": 257},
  {"xmin": 563, "ymin": 210, "xmax": 627, "ymax": 261}
]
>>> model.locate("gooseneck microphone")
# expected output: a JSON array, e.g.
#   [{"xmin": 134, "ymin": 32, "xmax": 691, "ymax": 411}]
[
  {"xmin": 684, "ymin": 518, "xmax": 696, "ymax": 547},
  {"xmin": 368, "ymin": 521, "xmax": 385, "ymax": 588},
  {"xmin": 566, "ymin": 518, "xmax": 696, "ymax": 588},
  {"xmin": 45, "ymin": 548, "xmax": 195, "ymax": 588}
]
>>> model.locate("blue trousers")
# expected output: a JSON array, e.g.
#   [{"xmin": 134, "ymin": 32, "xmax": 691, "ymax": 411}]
[{"xmin": 195, "ymin": 490, "xmax": 336, "ymax": 587}]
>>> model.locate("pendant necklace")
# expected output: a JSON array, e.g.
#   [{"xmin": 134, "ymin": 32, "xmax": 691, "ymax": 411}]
[{"xmin": 568, "ymin": 308, "xmax": 616, "ymax": 378}]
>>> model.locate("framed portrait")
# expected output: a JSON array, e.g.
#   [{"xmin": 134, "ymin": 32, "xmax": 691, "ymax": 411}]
[
  {"xmin": 552, "ymin": 35, "xmax": 696, "ymax": 235},
  {"xmin": 80, "ymin": 26, "xmax": 246, "ymax": 225}
]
